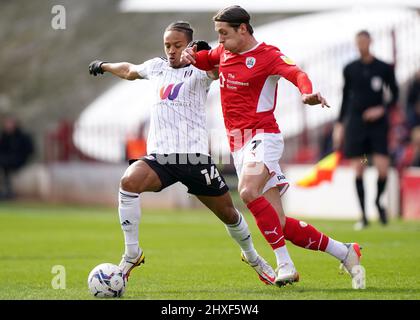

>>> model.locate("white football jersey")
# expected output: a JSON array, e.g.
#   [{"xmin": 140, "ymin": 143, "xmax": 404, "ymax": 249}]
[{"xmin": 134, "ymin": 57, "xmax": 213, "ymax": 155}]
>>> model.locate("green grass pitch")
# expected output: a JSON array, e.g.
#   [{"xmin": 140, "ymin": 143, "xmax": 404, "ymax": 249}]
[{"xmin": 0, "ymin": 201, "xmax": 419, "ymax": 300}]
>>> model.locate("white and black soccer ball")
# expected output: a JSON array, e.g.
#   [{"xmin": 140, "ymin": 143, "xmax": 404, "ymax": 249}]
[{"xmin": 87, "ymin": 263, "xmax": 126, "ymax": 298}]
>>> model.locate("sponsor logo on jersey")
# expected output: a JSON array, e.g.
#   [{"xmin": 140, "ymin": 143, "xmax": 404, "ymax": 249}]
[
  {"xmin": 219, "ymin": 72, "xmax": 226, "ymax": 88},
  {"xmin": 280, "ymin": 55, "xmax": 295, "ymax": 65},
  {"xmin": 159, "ymin": 82, "xmax": 184, "ymax": 100},
  {"xmin": 245, "ymin": 57, "xmax": 256, "ymax": 68}
]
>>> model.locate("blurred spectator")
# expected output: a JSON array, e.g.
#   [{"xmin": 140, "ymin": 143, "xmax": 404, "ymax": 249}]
[
  {"xmin": 406, "ymin": 70, "xmax": 420, "ymax": 130},
  {"xmin": 396, "ymin": 126, "xmax": 420, "ymax": 169},
  {"xmin": 388, "ymin": 102, "xmax": 410, "ymax": 167},
  {"xmin": 0, "ymin": 115, "xmax": 34, "ymax": 199},
  {"xmin": 125, "ymin": 121, "xmax": 148, "ymax": 162}
]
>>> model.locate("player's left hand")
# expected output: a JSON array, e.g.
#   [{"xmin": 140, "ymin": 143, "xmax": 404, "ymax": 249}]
[
  {"xmin": 302, "ymin": 92, "xmax": 330, "ymax": 108},
  {"xmin": 89, "ymin": 60, "xmax": 107, "ymax": 76}
]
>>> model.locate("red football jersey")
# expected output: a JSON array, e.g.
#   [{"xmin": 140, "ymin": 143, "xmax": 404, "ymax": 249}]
[{"xmin": 195, "ymin": 42, "xmax": 312, "ymax": 151}]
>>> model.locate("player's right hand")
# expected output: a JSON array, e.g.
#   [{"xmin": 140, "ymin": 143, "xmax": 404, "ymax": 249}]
[
  {"xmin": 362, "ymin": 105, "xmax": 385, "ymax": 122},
  {"xmin": 181, "ymin": 46, "xmax": 197, "ymax": 65},
  {"xmin": 89, "ymin": 60, "xmax": 106, "ymax": 76}
]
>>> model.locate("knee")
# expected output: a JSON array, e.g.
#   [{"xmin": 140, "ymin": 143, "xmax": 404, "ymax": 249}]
[
  {"xmin": 239, "ymin": 186, "xmax": 260, "ymax": 204},
  {"xmin": 120, "ymin": 174, "xmax": 141, "ymax": 193},
  {"xmin": 355, "ymin": 167, "xmax": 364, "ymax": 178},
  {"xmin": 377, "ymin": 166, "xmax": 388, "ymax": 179}
]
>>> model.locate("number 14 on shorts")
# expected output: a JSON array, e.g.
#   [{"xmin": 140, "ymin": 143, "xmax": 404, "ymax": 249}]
[{"xmin": 201, "ymin": 166, "xmax": 221, "ymax": 185}]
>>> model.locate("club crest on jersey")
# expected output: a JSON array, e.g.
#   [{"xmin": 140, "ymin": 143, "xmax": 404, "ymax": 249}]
[
  {"xmin": 184, "ymin": 70, "xmax": 193, "ymax": 78},
  {"xmin": 160, "ymin": 82, "xmax": 184, "ymax": 100},
  {"xmin": 245, "ymin": 57, "xmax": 256, "ymax": 69},
  {"xmin": 371, "ymin": 76, "xmax": 383, "ymax": 92}
]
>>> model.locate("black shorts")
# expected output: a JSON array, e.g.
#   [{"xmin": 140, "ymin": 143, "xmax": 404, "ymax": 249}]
[
  {"xmin": 130, "ymin": 153, "xmax": 229, "ymax": 197},
  {"xmin": 344, "ymin": 118, "xmax": 388, "ymax": 158}
]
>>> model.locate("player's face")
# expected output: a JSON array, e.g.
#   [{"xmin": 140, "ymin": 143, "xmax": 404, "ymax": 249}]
[
  {"xmin": 163, "ymin": 30, "xmax": 189, "ymax": 68},
  {"xmin": 215, "ymin": 21, "xmax": 244, "ymax": 53},
  {"xmin": 356, "ymin": 34, "xmax": 371, "ymax": 56}
]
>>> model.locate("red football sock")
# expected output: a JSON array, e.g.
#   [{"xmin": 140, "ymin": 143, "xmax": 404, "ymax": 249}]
[
  {"xmin": 283, "ymin": 217, "xmax": 329, "ymax": 251},
  {"xmin": 247, "ymin": 196, "xmax": 285, "ymax": 249}
]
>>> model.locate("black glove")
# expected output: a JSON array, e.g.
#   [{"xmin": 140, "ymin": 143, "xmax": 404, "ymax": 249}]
[
  {"xmin": 89, "ymin": 60, "xmax": 107, "ymax": 76},
  {"xmin": 187, "ymin": 40, "xmax": 211, "ymax": 52}
]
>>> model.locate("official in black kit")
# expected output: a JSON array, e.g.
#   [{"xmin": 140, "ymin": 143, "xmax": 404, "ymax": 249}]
[{"xmin": 333, "ymin": 30, "xmax": 399, "ymax": 230}]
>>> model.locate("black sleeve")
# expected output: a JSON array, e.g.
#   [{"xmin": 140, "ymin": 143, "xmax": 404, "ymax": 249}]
[
  {"xmin": 338, "ymin": 65, "xmax": 350, "ymax": 123},
  {"xmin": 385, "ymin": 64, "xmax": 399, "ymax": 109}
]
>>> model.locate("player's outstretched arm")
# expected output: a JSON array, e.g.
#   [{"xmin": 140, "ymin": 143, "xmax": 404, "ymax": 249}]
[
  {"xmin": 88, "ymin": 60, "xmax": 141, "ymax": 80},
  {"xmin": 295, "ymin": 71, "xmax": 329, "ymax": 108},
  {"xmin": 277, "ymin": 61, "xmax": 330, "ymax": 108}
]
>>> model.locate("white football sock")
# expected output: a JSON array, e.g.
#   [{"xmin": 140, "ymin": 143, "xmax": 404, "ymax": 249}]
[
  {"xmin": 119, "ymin": 188, "xmax": 141, "ymax": 258},
  {"xmin": 325, "ymin": 238, "xmax": 349, "ymax": 261},
  {"xmin": 225, "ymin": 211, "xmax": 258, "ymax": 263},
  {"xmin": 274, "ymin": 245, "xmax": 294, "ymax": 267}
]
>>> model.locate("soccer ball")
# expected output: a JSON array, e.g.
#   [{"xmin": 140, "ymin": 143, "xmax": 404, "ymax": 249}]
[{"xmin": 87, "ymin": 263, "xmax": 126, "ymax": 298}]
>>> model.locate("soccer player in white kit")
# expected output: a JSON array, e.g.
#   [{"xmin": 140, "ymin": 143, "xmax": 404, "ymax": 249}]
[{"xmin": 88, "ymin": 21, "xmax": 277, "ymax": 285}]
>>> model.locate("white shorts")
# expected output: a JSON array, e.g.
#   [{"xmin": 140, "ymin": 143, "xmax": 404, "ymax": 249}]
[{"xmin": 232, "ymin": 132, "xmax": 289, "ymax": 195}]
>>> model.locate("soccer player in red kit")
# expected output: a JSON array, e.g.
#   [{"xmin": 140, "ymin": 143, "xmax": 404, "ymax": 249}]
[{"xmin": 181, "ymin": 5, "xmax": 363, "ymax": 287}]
